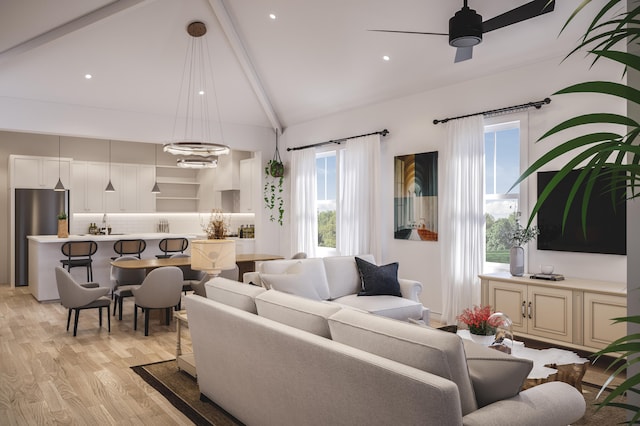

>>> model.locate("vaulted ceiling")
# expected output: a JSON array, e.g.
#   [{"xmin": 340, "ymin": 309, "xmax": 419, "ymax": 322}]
[{"xmin": 0, "ymin": 0, "xmax": 595, "ymax": 142}]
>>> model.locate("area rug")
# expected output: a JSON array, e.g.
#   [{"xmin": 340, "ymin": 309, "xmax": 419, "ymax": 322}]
[
  {"xmin": 132, "ymin": 360, "xmax": 625, "ymax": 425},
  {"xmin": 131, "ymin": 360, "xmax": 242, "ymax": 425}
]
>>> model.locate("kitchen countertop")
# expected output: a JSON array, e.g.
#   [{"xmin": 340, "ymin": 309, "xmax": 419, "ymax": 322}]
[{"xmin": 27, "ymin": 233, "xmax": 199, "ymax": 243}]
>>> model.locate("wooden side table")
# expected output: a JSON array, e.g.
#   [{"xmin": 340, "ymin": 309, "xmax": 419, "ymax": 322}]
[{"xmin": 174, "ymin": 310, "xmax": 196, "ymax": 378}]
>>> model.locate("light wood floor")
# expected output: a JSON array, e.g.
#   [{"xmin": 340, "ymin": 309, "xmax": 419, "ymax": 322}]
[{"xmin": 0, "ymin": 284, "xmax": 194, "ymax": 425}]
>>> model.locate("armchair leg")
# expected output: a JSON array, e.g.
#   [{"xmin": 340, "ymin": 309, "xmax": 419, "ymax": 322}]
[
  {"xmin": 144, "ymin": 309, "xmax": 150, "ymax": 336},
  {"xmin": 113, "ymin": 295, "xmax": 118, "ymax": 316},
  {"xmin": 66, "ymin": 309, "xmax": 72, "ymax": 331},
  {"xmin": 99, "ymin": 307, "xmax": 103, "ymax": 327},
  {"xmin": 134, "ymin": 305, "xmax": 138, "ymax": 330},
  {"xmin": 73, "ymin": 309, "xmax": 80, "ymax": 337},
  {"xmin": 165, "ymin": 307, "xmax": 170, "ymax": 325},
  {"xmin": 118, "ymin": 297, "xmax": 124, "ymax": 320},
  {"xmin": 107, "ymin": 306, "xmax": 111, "ymax": 332}
]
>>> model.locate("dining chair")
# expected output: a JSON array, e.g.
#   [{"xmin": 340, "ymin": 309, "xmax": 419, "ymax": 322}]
[
  {"xmin": 132, "ymin": 266, "xmax": 183, "ymax": 336},
  {"xmin": 170, "ymin": 253, "xmax": 206, "ymax": 295},
  {"xmin": 156, "ymin": 238, "xmax": 189, "ymax": 259},
  {"xmin": 111, "ymin": 239, "xmax": 146, "ymax": 260},
  {"xmin": 60, "ymin": 240, "xmax": 98, "ymax": 282},
  {"xmin": 111, "ymin": 255, "xmax": 146, "ymax": 320},
  {"xmin": 55, "ymin": 266, "xmax": 110, "ymax": 336}
]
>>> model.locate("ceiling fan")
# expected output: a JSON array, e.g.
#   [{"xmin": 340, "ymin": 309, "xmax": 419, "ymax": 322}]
[{"xmin": 370, "ymin": 0, "xmax": 555, "ymax": 62}]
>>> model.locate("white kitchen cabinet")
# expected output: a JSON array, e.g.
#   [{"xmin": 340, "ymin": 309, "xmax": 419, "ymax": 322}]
[
  {"xmin": 216, "ymin": 151, "xmax": 252, "ymax": 191},
  {"xmin": 71, "ymin": 161, "xmax": 107, "ymax": 213},
  {"xmin": 73, "ymin": 161, "xmax": 155, "ymax": 213},
  {"xmin": 480, "ymin": 273, "xmax": 627, "ymax": 352},
  {"xmin": 11, "ymin": 155, "xmax": 71, "ymax": 189},
  {"xmin": 105, "ymin": 164, "xmax": 156, "ymax": 212},
  {"xmin": 240, "ymin": 157, "xmax": 259, "ymax": 213}
]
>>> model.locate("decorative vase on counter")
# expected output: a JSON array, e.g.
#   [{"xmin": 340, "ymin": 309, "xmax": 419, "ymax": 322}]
[
  {"xmin": 509, "ymin": 246, "xmax": 524, "ymax": 276},
  {"xmin": 57, "ymin": 219, "xmax": 69, "ymax": 238}
]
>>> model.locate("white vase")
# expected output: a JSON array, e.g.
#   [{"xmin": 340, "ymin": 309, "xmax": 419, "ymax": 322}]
[
  {"xmin": 469, "ymin": 332, "xmax": 496, "ymax": 346},
  {"xmin": 510, "ymin": 246, "xmax": 524, "ymax": 277}
]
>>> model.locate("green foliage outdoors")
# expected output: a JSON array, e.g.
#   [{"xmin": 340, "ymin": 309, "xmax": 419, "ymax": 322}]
[
  {"xmin": 485, "ymin": 212, "xmax": 517, "ymax": 263},
  {"xmin": 318, "ymin": 210, "xmax": 336, "ymax": 248}
]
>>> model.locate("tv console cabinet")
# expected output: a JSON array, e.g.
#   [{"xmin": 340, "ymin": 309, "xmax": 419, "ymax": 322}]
[{"xmin": 479, "ymin": 272, "xmax": 627, "ymax": 352}]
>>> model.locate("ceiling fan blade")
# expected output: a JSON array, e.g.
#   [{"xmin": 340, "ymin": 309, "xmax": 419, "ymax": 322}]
[
  {"xmin": 482, "ymin": 0, "xmax": 555, "ymax": 33},
  {"xmin": 368, "ymin": 29, "xmax": 448, "ymax": 36},
  {"xmin": 454, "ymin": 46, "xmax": 473, "ymax": 62}
]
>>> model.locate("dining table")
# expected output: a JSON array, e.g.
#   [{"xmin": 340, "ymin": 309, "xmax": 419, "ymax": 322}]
[{"xmin": 110, "ymin": 253, "xmax": 284, "ymax": 277}]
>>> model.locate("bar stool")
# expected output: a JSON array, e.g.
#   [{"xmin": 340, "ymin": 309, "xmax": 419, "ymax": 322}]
[
  {"xmin": 60, "ymin": 240, "xmax": 98, "ymax": 282},
  {"xmin": 156, "ymin": 237, "xmax": 189, "ymax": 259},
  {"xmin": 111, "ymin": 239, "xmax": 146, "ymax": 260}
]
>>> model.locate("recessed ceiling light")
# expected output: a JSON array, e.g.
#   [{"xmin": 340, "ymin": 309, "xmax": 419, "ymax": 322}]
[
  {"xmin": 198, "ymin": 90, "xmax": 205, "ymax": 95},
  {"xmin": 382, "ymin": 55, "xmax": 390, "ymax": 61},
  {"xmin": 84, "ymin": 74, "xmax": 92, "ymax": 79},
  {"xmin": 269, "ymin": 13, "xmax": 277, "ymax": 20}
]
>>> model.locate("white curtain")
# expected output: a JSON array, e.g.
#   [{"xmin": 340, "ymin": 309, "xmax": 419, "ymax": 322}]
[
  {"xmin": 440, "ymin": 116, "xmax": 485, "ymax": 325},
  {"xmin": 338, "ymin": 134, "xmax": 382, "ymax": 260},
  {"xmin": 290, "ymin": 148, "xmax": 318, "ymax": 257}
]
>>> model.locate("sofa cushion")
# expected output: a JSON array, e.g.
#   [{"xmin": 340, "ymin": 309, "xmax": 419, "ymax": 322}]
[
  {"xmin": 328, "ymin": 308, "xmax": 478, "ymax": 416},
  {"xmin": 332, "ymin": 294, "xmax": 423, "ymax": 321},
  {"xmin": 255, "ymin": 290, "xmax": 342, "ymax": 338},
  {"xmin": 323, "ymin": 254, "xmax": 375, "ymax": 300},
  {"xmin": 260, "ymin": 259, "xmax": 331, "ymax": 300},
  {"xmin": 205, "ymin": 277, "xmax": 266, "ymax": 313},
  {"xmin": 355, "ymin": 257, "xmax": 402, "ymax": 297},
  {"xmin": 462, "ymin": 339, "xmax": 533, "ymax": 408},
  {"xmin": 261, "ymin": 263, "xmax": 323, "ymax": 300}
]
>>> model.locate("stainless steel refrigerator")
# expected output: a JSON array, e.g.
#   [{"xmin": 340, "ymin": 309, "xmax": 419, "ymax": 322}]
[{"xmin": 15, "ymin": 189, "xmax": 69, "ymax": 286}]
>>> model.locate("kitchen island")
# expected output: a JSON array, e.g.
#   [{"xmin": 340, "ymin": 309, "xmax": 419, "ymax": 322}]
[{"xmin": 27, "ymin": 233, "xmax": 197, "ymax": 301}]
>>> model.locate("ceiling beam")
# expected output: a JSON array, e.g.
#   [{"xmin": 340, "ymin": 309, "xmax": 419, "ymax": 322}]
[
  {"xmin": 207, "ymin": 0, "xmax": 283, "ymax": 134},
  {"xmin": 0, "ymin": 0, "xmax": 148, "ymax": 63}
]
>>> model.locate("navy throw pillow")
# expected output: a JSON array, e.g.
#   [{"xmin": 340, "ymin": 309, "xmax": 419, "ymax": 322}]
[{"xmin": 355, "ymin": 257, "xmax": 402, "ymax": 297}]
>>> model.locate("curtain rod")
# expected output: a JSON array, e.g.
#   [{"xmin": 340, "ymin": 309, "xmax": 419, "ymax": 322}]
[
  {"xmin": 433, "ymin": 98, "xmax": 551, "ymax": 125},
  {"xmin": 287, "ymin": 129, "xmax": 389, "ymax": 152}
]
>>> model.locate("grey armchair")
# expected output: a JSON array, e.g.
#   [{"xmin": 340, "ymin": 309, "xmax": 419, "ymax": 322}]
[
  {"xmin": 170, "ymin": 253, "xmax": 206, "ymax": 294},
  {"xmin": 55, "ymin": 266, "xmax": 110, "ymax": 336},
  {"xmin": 132, "ymin": 266, "xmax": 183, "ymax": 336},
  {"xmin": 111, "ymin": 255, "xmax": 146, "ymax": 320}
]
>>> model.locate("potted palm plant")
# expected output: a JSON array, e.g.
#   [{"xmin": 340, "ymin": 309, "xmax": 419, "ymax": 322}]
[{"xmin": 512, "ymin": 0, "xmax": 640, "ymax": 420}]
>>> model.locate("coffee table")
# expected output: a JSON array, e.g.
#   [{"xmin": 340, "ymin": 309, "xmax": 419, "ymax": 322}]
[{"xmin": 457, "ymin": 330, "xmax": 589, "ymax": 391}]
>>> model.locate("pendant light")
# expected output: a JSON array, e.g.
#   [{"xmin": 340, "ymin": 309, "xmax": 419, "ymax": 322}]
[
  {"xmin": 151, "ymin": 144, "xmax": 161, "ymax": 193},
  {"xmin": 54, "ymin": 136, "xmax": 65, "ymax": 191},
  {"xmin": 105, "ymin": 140, "xmax": 115, "ymax": 192},
  {"xmin": 163, "ymin": 21, "xmax": 230, "ymax": 165}
]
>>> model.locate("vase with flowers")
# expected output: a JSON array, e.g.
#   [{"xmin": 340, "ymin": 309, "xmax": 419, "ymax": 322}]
[
  {"xmin": 509, "ymin": 213, "xmax": 539, "ymax": 277},
  {"xmin": 457, "ymin": 305, "xmax": 496, "ymax": 345}
]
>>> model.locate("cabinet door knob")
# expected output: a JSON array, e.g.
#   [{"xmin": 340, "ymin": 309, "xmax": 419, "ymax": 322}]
[
  {"xmin": 528, "ymin": 301, "xmax": 532, "ymax": 319},
  {"xmin": 521, "ymin": 301, "xmax": 526, "ymax": 318}
]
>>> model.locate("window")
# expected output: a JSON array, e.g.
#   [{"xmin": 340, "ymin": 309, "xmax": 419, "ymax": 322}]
[
  {"xmin": 484, "ymin": 117, "xmax": 527, "ymax": 269},
  {"xmin": 316, "ymin": 151, "xmax": 337, "ymax": 252}
]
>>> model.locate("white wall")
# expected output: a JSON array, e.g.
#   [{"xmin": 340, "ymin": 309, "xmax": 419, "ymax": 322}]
[{"xmin": 281, "ymin": 53, "xmax": 627, "ymax": 319}]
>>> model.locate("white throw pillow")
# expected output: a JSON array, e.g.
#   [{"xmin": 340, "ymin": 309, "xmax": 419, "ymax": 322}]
[{"xmin": 261, "ymin": 263, "xmax": 323, "ymax": 300}]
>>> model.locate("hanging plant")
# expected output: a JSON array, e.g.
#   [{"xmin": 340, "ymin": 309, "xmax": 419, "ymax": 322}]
[{"xmin": 264, "ymin": 130, "xmax": 285, "ymax": 225}]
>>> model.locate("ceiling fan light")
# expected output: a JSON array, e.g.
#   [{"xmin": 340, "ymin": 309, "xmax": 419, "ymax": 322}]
[{"xmin": 449, "ymin": 5, "xmax": 482, "ymax": 47}]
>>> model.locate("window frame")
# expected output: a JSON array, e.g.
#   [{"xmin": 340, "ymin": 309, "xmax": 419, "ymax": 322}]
[
  {"xmin": 483, "ymin": 112, "xmax": 529, "ymax": 273},
  {"xmin": 315, "ymin": 147, "xmax": 340, "ymax": 257}
]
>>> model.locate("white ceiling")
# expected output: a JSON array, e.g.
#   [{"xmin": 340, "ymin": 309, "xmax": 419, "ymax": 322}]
[{"xmin": 0, "ymin": 0, "xmax": 596, "ymax": 140}]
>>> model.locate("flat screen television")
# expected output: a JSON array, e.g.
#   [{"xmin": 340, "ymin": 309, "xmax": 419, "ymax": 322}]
[{"xmin": 536, "ymin": 169, "xmax": 626, "ymax": 255}]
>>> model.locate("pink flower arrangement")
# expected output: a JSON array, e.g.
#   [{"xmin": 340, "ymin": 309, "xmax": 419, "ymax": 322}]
[{"xmin": 457, "ymin": 305, "xmax": 495, "ymax": 335}]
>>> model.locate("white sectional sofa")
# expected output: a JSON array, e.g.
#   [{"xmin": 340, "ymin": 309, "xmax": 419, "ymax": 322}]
[
  {"xmin": 243, "ymin": 254, "xmax": 429, "ymax": 322},
  {"xmin": 185, "ymin": 278, "xmax": 585, "ymax": 426}
]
